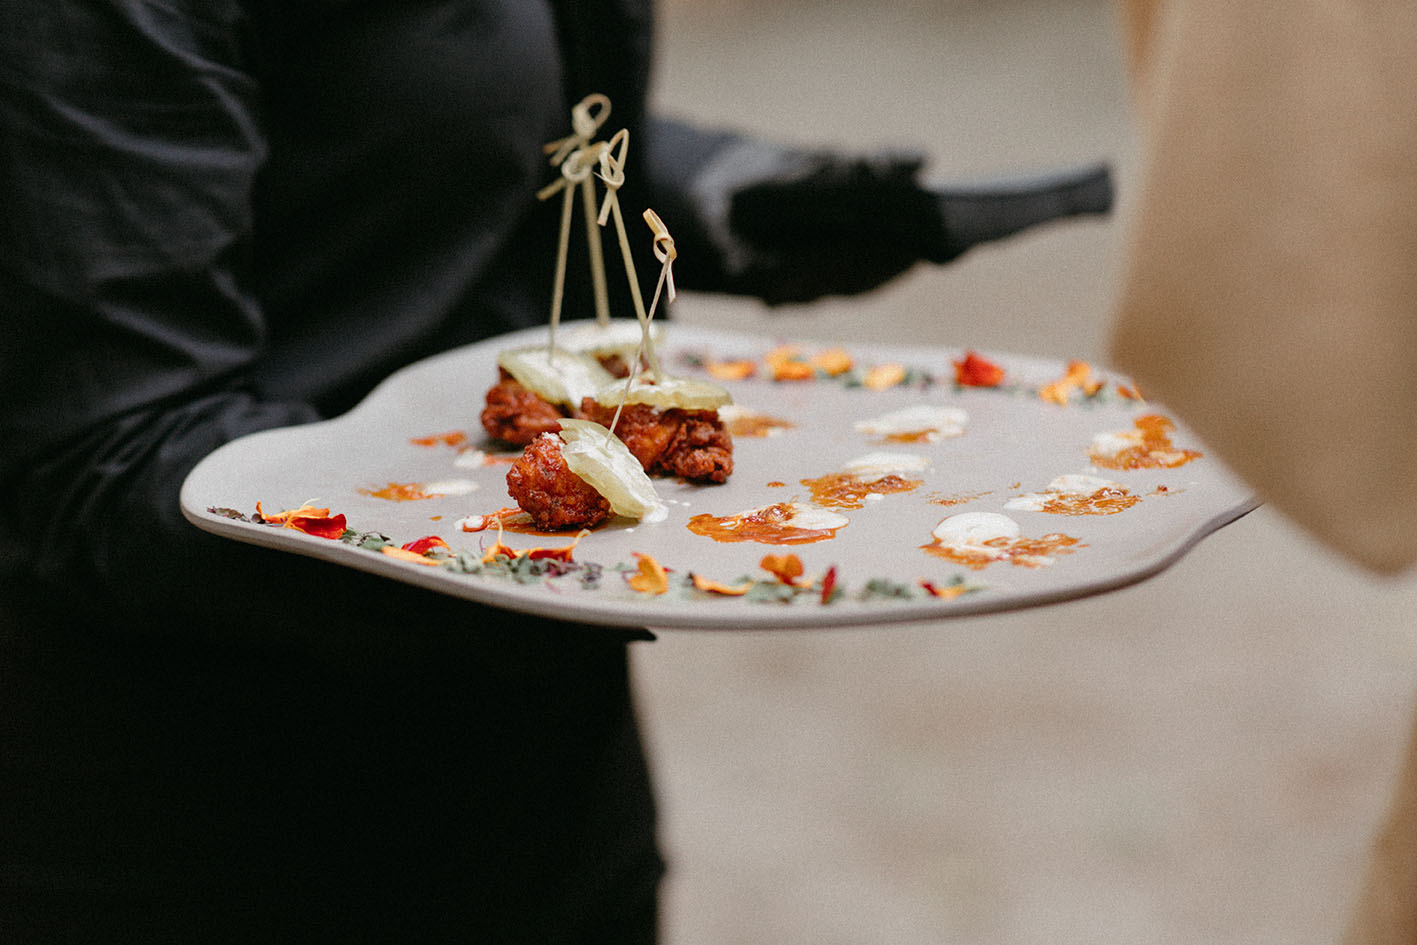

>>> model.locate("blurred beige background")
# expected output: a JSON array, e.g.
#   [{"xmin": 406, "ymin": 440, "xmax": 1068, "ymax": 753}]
[{"xmin": 629, "ymin": 1, "xmax": 1417, "ymax": 943}]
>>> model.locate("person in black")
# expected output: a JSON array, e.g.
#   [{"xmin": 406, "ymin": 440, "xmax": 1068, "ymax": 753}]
[{"xmin": 0, "ymin": 1, "xmax": 1110, "ymax": 942}]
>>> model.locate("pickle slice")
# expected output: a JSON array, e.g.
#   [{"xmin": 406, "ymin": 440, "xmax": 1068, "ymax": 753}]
[
  {"xmin": 557, "ymin": 419, "xmax": 668, "ymax": 523},
  {"xmin": 497, "ymin": 347, "xmax": 615, "ymax": 407},
  {"xmin": 559, "ymin": 318, "xmax": 661, "ymax": 358},
  {"xmin": 592, "ymin": 374, "xmax": 732, "ymax": 410}
]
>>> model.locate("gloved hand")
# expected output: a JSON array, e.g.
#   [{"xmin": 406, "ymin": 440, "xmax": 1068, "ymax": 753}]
[{"xmin": 673, "ymin": 129, "xmax": 1113, "ymax": 306}]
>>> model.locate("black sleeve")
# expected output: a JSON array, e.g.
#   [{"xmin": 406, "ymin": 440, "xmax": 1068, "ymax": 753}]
[{"xmin": 0, "ymin": 1, "xmax": 323, "ymax": 620}]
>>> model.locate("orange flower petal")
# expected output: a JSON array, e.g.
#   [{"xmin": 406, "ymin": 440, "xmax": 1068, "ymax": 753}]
[
  {"xmin": 863, "ymin": 363, "xmax": 906, "ymax": 390},
  {"xmin": 921, "ymin": 580, "xmax": 968, "ymax": 600},
  {"xmin": 527, "ymin": 543, "xmax": 577, "ymax": 563},
  {"xmin": 480, "ymin": 531, "xmax": 583, "ymax": 565},
  {"xmin": 481, "ymin": 540, "xmax": 520, "ymax": 564},
  {"xmin": 763, "ymin": 345, "xmax": 815, "ymax": 381},
  {"xmin": 1039, "ymin": 360, "xmax": 1100, "ymax": 404},
  {"xmin": 705, "ymin": 359, "xmax": 757, "ymax": 381},
  {"xmin": 256, "ymin": 502, "xmax": 345, "ymax": 539},
  {"xmin": 381, "ymin": 546, "xmax": 445, "ymax": 566},
  {"xmin": 760, "ymin": 553, "xmax": 805, "ymax": 586},
  {"xmin": 627, "ymin": 553, "xmax": 670, "ymax": 595},
  {"xmin": 256, "ymin": 501, "xmax": 331, "ymax": 525},
  {"xmin": 771, "ymin": 361, "xmax": 815, "ymax": 382},
  {"xmin": 820, "ymin": 565, "xmax": 839, "ymax": 604},
  {"xmin": 690, "ymin": 573, "xmax": 754, "ymax": 596},
  {"xmin": 808, "ymin": 347, "xmax": 854, "ymax": 376}
]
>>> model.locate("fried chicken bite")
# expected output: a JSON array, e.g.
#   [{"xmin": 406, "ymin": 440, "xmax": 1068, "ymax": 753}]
[
  {"xmin": 481, "ymin": 369, "xmax": 572, "ymax": 447},
  {"xmin": 505, "ymin": 432, "xmax": 612, "ymax": 530},
  {"xmin": 579, "ymin": 400, "xmax": 733, "ymax": 484}
]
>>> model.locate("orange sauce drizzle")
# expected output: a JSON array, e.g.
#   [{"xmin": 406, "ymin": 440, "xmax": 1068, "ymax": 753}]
[
  {"xmin": 880, "ymin": 430, "xmax": 936, "ymax": 444},
  {"xmin": 1036, "ymin": 487, "xmax": 1141, "ymax": 516},
  {"xmin": 929, "ymin": 490, "xmax": 991, "ymax": 507},
  {"xmin": 800, "ymin": 472, "xmax": 922, "ymax": 510},
  {"xmin": 1090, "ymin": 414, "xmax": 1202, "ymax": 470},
  {"xmin": 410, "ymin": 430, "xmax": 468, "ymax": 448},
  {"xmin": 686, "ymin": 503, "xmax": 843, "ymax": 545},
  {"xmin": 459, "ymin": 507, "xmax": 587, "ymax": 538},
  {"xmin": 359, "ymin": 481, "xmax": 443, "ymax": 502},
  {"xmin": 921, "ymin": 533, "xmax": 1081, "ymax": 570},
  {"xmin": 725, "ymin": 413, "xmax": 794, "ymax": 438}
]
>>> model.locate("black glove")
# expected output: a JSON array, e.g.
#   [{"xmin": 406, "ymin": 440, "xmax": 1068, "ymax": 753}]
[{"xmin": 683, "ymin": 134, "xmax": 1113, "ymax": 306}]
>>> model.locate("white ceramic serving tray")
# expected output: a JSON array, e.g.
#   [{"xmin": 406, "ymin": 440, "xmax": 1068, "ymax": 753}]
[{"xmin": 181, "ymin": 323, "xmax": 1256, "ymax": 630}]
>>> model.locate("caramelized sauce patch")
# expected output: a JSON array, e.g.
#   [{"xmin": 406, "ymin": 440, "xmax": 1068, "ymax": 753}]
[
  {"xmin": 922, "ymin": 533, "xmax": 1081, "ymax": 570},
  {"xmin": 359, "ymin": 482, "xmax": 443, "ymax": 502},
  {"xmin": 800, "ymin": 472, "xmax": 922, "ymax": 510},
  {"xmin": 1090, "ymin": 414, "xmax": 1202, "ymax": 470},
  {"xmin": 687, "ymin": 503, "xmax": 844, "ymax": 545},
  {"xmin": 1035, "ymin": 487, "xmax": 1141, "ymax": 516},
  {"xmin": 724, "ymin": 412, "xmax": 794, "ymax": 439},
  {"xmin": 929, "ymin": 490, "xmax": 991, "ymax": 507}
]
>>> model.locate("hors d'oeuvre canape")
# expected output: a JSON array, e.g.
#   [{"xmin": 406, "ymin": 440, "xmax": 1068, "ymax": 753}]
[
  {"xmin": 579, "ymin": 374, "xmax": 735, "ymax": 483},
  {"xmin": 505, "ymin": 419, "xmax": 667, "ymax": 530},
  {"xmin": 500, "ymin": 110, "xmax": 725, "ymax": 531},
  {"xmin": 480, "ymin": 346, "xmax": 614, "ymax": 447}
]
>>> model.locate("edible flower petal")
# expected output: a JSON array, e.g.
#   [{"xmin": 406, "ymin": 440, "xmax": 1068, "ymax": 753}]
[
  {"xmin": 401, "ymin": 535, "xmax": 450, "ymax": 556},
  {"xmin": 705, "ymin": 359, "xmax": 757, "ymax": 381},
  {"xmin": 690, "ymin": 573, "xmax": 754, "ymax": 596},
  {"xmin": 255, "ymin": 502, "xmax": 347, "ymax": 539},
  {"xmin": 381, "ymin": 546, "xmax": 446, "ymax": 566},
  {"xmin": 820, "ymin": 565, "xmax": 839, "ymax": 604},
  {"xmin": 808, "ymin": 347, "xmax": 854, "ymax": 377},
  {"xmin": 760, "ymin": 553, "xmax": 806, "ymax": 586},
  {"xmin": 480, "ymin": 530, "xmax": 585, "ymax": 565},
  {"xmin": 953, "ymin": 350, "xmax": 1005, "ymax": 387},
  {"xmin": 862, "ymin": 363, "xmax": 907, "ymax": 390},
  {"xmin": 764, "ymin": 345, "xmax": 815, "ymax": 382},
  {"xmin": 920, "ymin": 580, "xmax": 969, "ymax": 600},
  {"xmin": 1039, "ymin": 360, "xmax": 1104, "ymax": 405},
  {"xmin": 627, "ymin": 553, "xmax": 670, "ymax": 595}
]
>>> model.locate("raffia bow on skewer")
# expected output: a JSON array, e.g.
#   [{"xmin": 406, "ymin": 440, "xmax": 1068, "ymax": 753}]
[
  {"xmin": 538, "ymin": 94, "xmax": 614, "ymax": 346},
  {"xmin": 604, "ymin": 209, "xmax": 679, "ymax": 442},
  {"xmin": 538, "ymin": 142, "xmax": 607, "ymax": 360},
  {"xmin": 595, "ymin": 129, "xmax": 664, "ymax": 383}
]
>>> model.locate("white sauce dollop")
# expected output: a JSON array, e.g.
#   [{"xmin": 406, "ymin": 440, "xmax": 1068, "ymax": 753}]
[
  {"xmin": 1004, "ymin": 474, "xmax": 1119, "ymax": 511},
  {"xmin": 931, "ymin": 512, "xmax": 1021, "ymax": 560},
  {"xmin": 422, "ymin": 478, "xmax": 478, "ymax": 496},
  {"xmin": 853, "ymin": 404, "xmax": 968, "ymax": 440},
  {"xmin": 765, "ymin": 502, "xmax": 850, "ymax": 531},
  {"xmin": 1089, "ymin": 429, "xmax": 1142, "ymax": 459},
  {"xmin": 838, "ymin": 452, "xmax": 931, "ymax": 478}
]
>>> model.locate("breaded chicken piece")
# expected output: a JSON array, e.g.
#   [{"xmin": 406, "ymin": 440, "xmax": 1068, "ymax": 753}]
[
  {"xmin": 505, "ymin": 432, "xmax": 612, "ymax": 530},
  {"xmin": 481, "ymin": 369, "xmax": 571, "ymax": 446},
  {"xmin": 579, "ymin": 400, "xmax": 733, "ymax": 484}
]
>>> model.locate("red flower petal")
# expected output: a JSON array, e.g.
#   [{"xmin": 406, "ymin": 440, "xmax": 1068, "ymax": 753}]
[
  {"xmin": 287, "ymin": 512, "xmax": 347, "ymax": 540},
  {"xmin": 953, "ymin": 350, "xmax": 1005, "ymax": 387},
  {"xmin": 401, "ymin": 535, "xmax": 450, "ymax": 556}
]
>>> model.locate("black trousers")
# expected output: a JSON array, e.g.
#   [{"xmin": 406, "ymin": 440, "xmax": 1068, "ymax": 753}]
[{"xmin": 0, "ymin": 569, "xmax": 662, "ymax": 945}]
